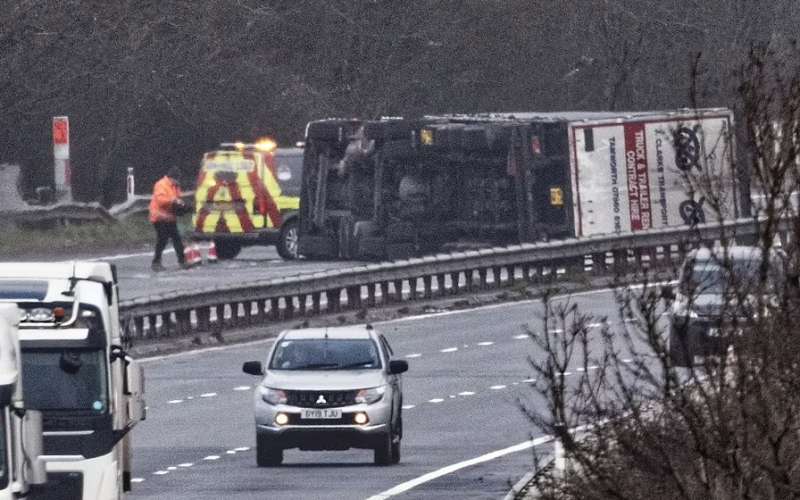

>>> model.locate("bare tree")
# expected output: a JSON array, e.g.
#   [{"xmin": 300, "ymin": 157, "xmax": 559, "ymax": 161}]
[{"xmin": 523, "ymin": 41, "xmax": 800, "ymax": 500}]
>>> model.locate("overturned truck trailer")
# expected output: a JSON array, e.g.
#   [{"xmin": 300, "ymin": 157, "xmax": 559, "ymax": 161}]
[{"xmin": 299, "ymin": 109, "xmax": 739, "ymax": 260}]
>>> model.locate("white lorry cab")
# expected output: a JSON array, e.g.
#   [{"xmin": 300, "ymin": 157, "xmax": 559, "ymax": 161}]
[
  {"xmin": 0, "ymin": 263, "xmax": 145, "ymax": 500},
  {"xmin": 0, "ymin": 304, "xmax": 47, "ymax": 499}
]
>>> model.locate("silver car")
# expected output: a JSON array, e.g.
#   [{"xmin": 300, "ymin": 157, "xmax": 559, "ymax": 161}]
[{"xmin": 242, "ymin": 325, "xmax": 408, "ymax": 466}]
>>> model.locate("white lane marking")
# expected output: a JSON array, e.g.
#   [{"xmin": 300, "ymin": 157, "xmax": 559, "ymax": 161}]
[
  {"xmin": 523, "ymin": 378, "xmax": 536, "ymax": 383},
  {"xmin": 512, "ymin": 382, "xmax": 519, "ymax": 386},
  {"xmin": 622, "ymin": 358, "xmax": 633, "ymax": 363},
  {"xmin": 440, "ymin": 347, "xmax": 458, "ymax": 353},
  {"xmin": 131, "ymin": 478, "xmax": 145, "ymax": 483},
  {"xmin": 576, "ymin": 367, "xmax": 585, "ymax": 372},
  {"xmin": 233, "ymin": 386, "xmax": 251, "ymax": 391},
  {"xmin": 562, "ymin": 372, "xmax": 573, "ymax": 376},
  {"xmin": 226, "ymin": 450, "xmax": 236, "ymax": 455},
  {"xmin": 186, "ymin": 396, "xmax": 194, "ymax": 400},
  {"xmin": 476, "ymin": 341, "xmax": 494, "ymax": 346},
  {"xmin": 428, "ymin": 398, "xmax": 444, "ymax": 403},
  {"xmin": 153, "ymin": 470, "xmax": 169, "ymax": 476},
  {"xmin": 167, "ymin": 399, "xmax": 183, "ymax": 404},
  {"xmin": 405, "ymin": 353, "xmax": 422, "ymax": 359},
  {"xmin": 587, "ymin": 365, "xmax": 599, "ymax": 370},
  {"xmin": 587, "ymin": 322, "xmax": 604, "ymax": 328},
  {"xmin": 458, "ymin": 391, "xmax": 475, "ymax": 396},
  {"xmin": 365, "ymin": 435, "xmax": 554, "ymax": 500},
  {"xmin": 203, "ymin": 455, "xmax": 220, "ymax": 461},
  {"xmin": 167, "ymin": 466, "xmax": 177, "ymax": 471},
  {"xmin": 489, "ymin": 385, "xmax": 506, "ymax": 390},
  {"xmin": 550, "ymin": 329, "xmax": 564, "ymax": 334},
  {"xmin": 513, "ymin": 334, "xmax": 528, "ymax": 340},
  {"xmin": 178, "ymin": 463, "xmax": 193, "ymax": 467},
  {"xmin": 200, "ymin": 392, "xmax": 217, "ymax": 398},
  {"xmin": 234, "ymin": 447, "xmax": 250, "ymax": 452},
  {"xmin": 449, "ymin": 395, "xmax": 456, "ymax": 399},
  {"xmin": 402, "ymin": 404, "xmax": 416, "ymax": 410}
]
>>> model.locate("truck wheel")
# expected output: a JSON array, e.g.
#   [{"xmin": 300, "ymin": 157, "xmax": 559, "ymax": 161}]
[
  {"xmin": 668, "ymin": 327, "xmax": 693, "ymax": 367},
  {"xmin": 214, "ymin": 239, "xmax": 241, "ymax": 260},
  {"xmin": 256, "ymin": 434, "xmax": 283, "ymax": 466},
  {"xmin": 373, "ymin": 432, "xmax": 394, "ymax": 466},
  {"xmin": 390, "ymin": 416, "xmax": 402, "ymax": 464},
  {"xmin": 277, "ymin": 220, "xmax": 299, "ymax": 260}
]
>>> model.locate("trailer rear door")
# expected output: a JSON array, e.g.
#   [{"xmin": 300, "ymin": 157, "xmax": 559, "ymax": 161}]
[{"xmin": 569, "ymin": 111, "xmax": 736, "ymax": 237}]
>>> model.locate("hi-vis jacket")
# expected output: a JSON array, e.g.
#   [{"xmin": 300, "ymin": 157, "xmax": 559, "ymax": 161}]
[
  {"xmin": 193, "ymin": 150, "xmax": 297, "ymax": 235},
  {"xmin": 149, "ymin": 176, "xmax": 182, "ymax": 223}
]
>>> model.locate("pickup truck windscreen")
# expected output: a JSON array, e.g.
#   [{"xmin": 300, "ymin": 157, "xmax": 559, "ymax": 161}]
[{"xmin": 21, "ymin": 348, "xmax": 109, "ymax": 413}]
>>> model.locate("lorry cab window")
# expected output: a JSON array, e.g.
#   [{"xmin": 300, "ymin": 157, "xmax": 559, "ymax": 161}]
[{"xmin": 22, "ymin": 348, "xmax": 108, "ymax": 412}]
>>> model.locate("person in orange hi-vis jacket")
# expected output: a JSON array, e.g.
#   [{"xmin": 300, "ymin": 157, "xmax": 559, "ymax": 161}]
[{"xmin": 149, "ymin": 166, "xmax": 189, "ymax": 272}]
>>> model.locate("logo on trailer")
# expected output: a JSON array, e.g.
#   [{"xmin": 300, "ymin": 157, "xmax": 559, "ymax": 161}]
[{"xmin": 674, "ymin": 126, "xmax": 702, "ymax": 172}]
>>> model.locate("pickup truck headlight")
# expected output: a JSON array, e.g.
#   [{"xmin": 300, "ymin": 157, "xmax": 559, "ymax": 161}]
[
  {"xmin": 355, "ymin": 386, "xmax": 386, "ymax": 405},
  {"xmin": 260, "ymin": 387, "xmax": 287, "ymax": 405}
]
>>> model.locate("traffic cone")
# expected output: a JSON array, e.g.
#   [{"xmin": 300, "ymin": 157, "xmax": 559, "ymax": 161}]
[
  {"xmin": 207, "ymin": 241, "xmax": 218, "ymax": 264},
  {"xmin": 184, "ymin": 244, "xmax": 202, "ymax": 267}
]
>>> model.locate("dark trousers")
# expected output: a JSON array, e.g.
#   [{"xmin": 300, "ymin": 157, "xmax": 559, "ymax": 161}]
[{"xmin": 152, "ymin": 221, "xmax": 185, "ymax": 264}]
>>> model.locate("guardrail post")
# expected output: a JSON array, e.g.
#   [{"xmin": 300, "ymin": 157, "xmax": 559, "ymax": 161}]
[
  {"xmin": 197, "ymin": 307, "xmax": 210, "ymax": 332},
  {"xmin": 449, "ymin": 272, "xmax": 459, "ymax": 294},
  {"xmin": 478, "ymin": 269, "xmax": 488, "ymax": 289},
  {"xmin": 312, "ymin": 293, "xmax": 321, "ymax": 314},
  {"xmin": 298, "ymin": 294, "xmax": 307, "ymax": 315},
  {"xmin": 367, "ymin": 285, "xmax": 376, "ymax": 307},
  {"xmin": 327, "ymin": 290, "xmax": 340, "ymax": 312},
  {"xmin": 465, "ymin": 270, "xmax": 474, "ymax": 290},
  {"xmin": 242, "ymin": 300, "xmax": 253, "ymax": 326},
  {"xmin": 284, "ymin": 297, "xmax": 295, "ymax": 319},
  {"xmin": 176, "ymin": 310, "xmax": 191, "ymax": 337},
  {"xmin": 407, "ymin": 278, "xmax": 417, "ymax": 300},
  {"xmin": 346, "ymin": 287, "xmax": 361, "ymax": 309},
  {"xmin": 393, "ymin": 280, "xmax": 403, "ymax": 302},
  {"xmin": 133, "ymin": 316, "xmax": 144, "ymax": 339},
  {"xmin": 492, "ymin": 267, "xmax": 502, "ymax": 288},
  {"xmin": 613, "ymin": 249, "xmax": 627, "ymax": 276},
  {"xmin": 423, "ymin": 276, "xmax": 432, "ymax": 299},
  {"xmin": 147, "ymin": 314, "xmax": 158, "ymax": 338},
  {"xmin": 270, "ymin": 298, "xmax": 280, "ymax": 320},
  {"xmin": 436, "ymin": 274, "xmax": 446, "ymax": 297}
]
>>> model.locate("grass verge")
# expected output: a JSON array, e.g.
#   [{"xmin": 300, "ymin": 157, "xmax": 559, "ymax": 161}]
[{"xmin": 0, "ymin": 213, "xmax": 190, "ymax": 259}]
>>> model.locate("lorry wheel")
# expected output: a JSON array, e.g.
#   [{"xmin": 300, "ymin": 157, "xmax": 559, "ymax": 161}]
[
  {"xmin": 277, "ymin": 220, "xmax": 299, "ymax": 260},
  {"xmin": 214, "ymin": 239, "xmax": 241, "ymax": 260},
  {"xmin": 373, "ymin": 432, "xmax": 394, "ymax": 466},
  {"xmin": 668, "ymin": 328, "xmax": 693, "ymax": 367},
  {"xmin": 256, "ymin": 434, "xmax": 283, "ymax": 466}
]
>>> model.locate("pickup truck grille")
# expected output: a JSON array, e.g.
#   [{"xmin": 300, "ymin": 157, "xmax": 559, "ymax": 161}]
[{"xmin": 286, "ymin": 390, "xmax": 358, "ymax": 408}]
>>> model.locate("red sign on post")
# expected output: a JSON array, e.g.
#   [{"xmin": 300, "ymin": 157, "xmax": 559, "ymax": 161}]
[
  {"xmin": 53, "ymin": 117, "xmax": 69, "ymax": 145},
  {"xmin": 53, "ymin": 116, "xmax": 70, "ymax": 196}
]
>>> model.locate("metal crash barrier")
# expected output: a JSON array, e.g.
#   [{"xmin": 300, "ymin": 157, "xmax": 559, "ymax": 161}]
[{"xmin": 118, "ymin": 217, "xmax": 789, "ymax": 343}]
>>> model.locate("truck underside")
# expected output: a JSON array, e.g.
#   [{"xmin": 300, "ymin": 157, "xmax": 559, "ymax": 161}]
[{"xmin": 299, "ymin": 118, "xmax": 573, "ymax": 260}]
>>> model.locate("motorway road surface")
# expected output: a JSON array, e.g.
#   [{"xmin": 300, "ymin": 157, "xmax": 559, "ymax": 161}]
[
  {"xmin": 92, "ymin": 246, "xmax": 361, "ymax": 301},
  {"xmin": 128, "ymin": 287, "xmax": 632, "ymax": 500}
]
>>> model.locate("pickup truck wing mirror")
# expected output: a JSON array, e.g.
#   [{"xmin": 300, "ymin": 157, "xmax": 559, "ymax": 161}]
[
  {"xmin": 242, "ymin": 361, "xmax": 264, "ymax": 376},
  {"xmin": 388, "ymin": 360, "xmax": 408, "ymax": 375}
]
